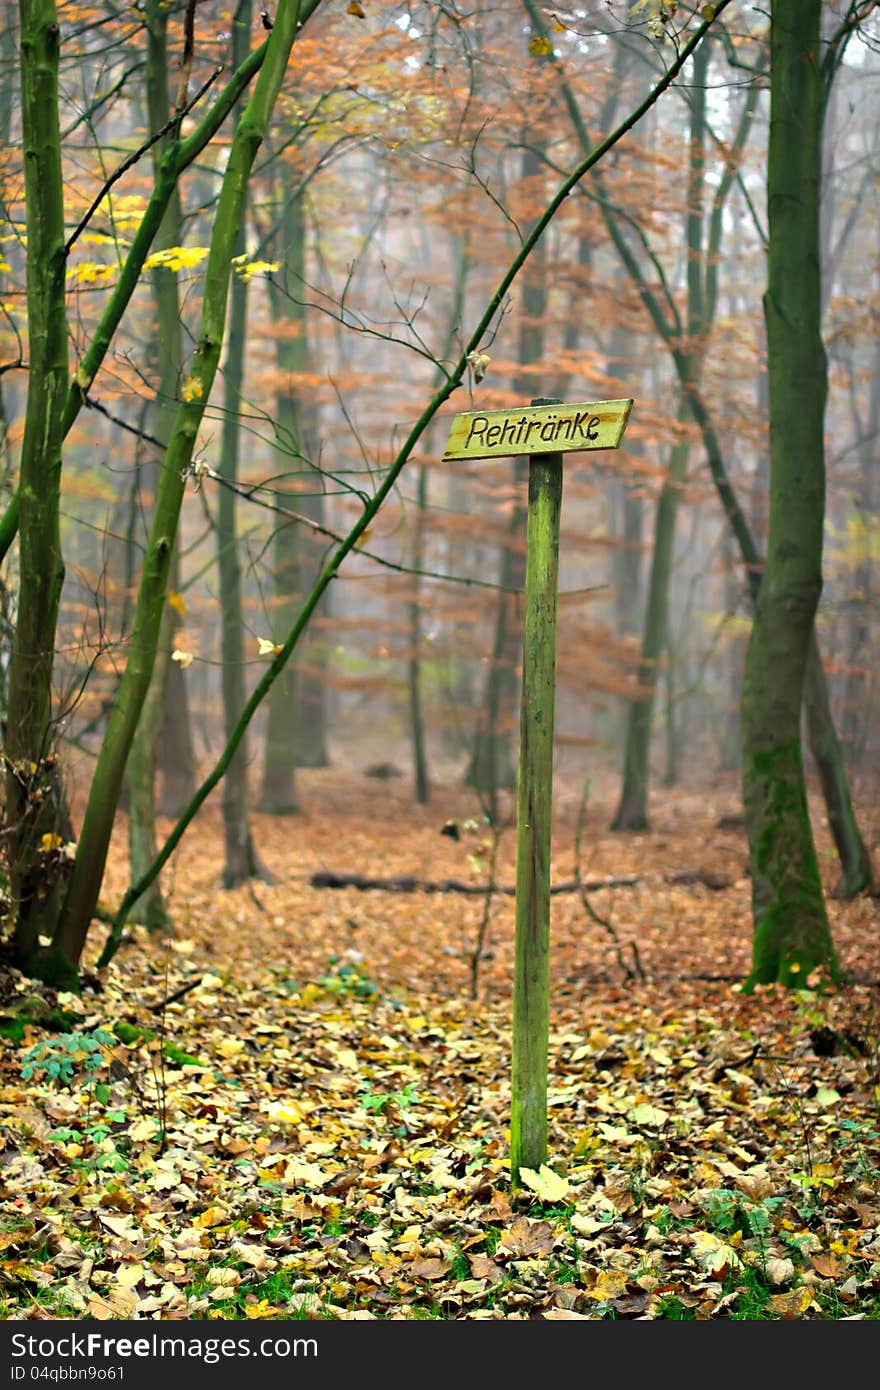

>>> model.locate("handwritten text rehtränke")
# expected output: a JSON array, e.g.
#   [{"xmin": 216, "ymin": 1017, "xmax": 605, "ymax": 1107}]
[{"xmin": 465, "ymin": 409, "xmax": 601, "ymax": 451}]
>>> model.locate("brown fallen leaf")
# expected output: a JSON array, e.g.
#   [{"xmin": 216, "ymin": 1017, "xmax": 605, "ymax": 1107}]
[
  {"xmin": 468, "ymin": 1252, "xmax": 504, "ymax": 1282},
  {"xmin": 497, "ymin": 1217, "xmax": 555, "ymax": 1259},
  {"xmin": 407, "ymin": 1258, "xmax": 449, "ymax": 1280},
  {"xmin": 769, "ymin": 1286, "xmax": 815, "ymax": 1318},
  {"xmin": 487, "ymin": 1189, "xmax": 513, "ymax": 1222}
]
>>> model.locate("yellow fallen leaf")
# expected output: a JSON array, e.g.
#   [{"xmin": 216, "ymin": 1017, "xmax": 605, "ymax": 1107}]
[
  {"xmin": 518, "ymin": 1164, "xmax": 570, "ymax": 1203},
  {"xmin": 571, "ymin": 1213, "xmax": 606, "ymax": 1237},
  {"xmin": 692, "ymin": 1231, "xmax": 743, "ymax": 1277},
  {"xmin": 97, "ymin": 1213, "xmax": 142, "ymax": 1241},
  {"xmin": 265, "ymin": 1100, "xmax": 304, "ymax": 1125},
  {"xmin": 114, "ymin": 1262, "xmax": 146, "ymax": 1289},
  {"xmin": 284, "ymin": 1159, "xmax": 328, "ymax": 1189},
  {"xmin": 193, "ymin": 1206, "xmax": 229, "ymax": 1229},
  {"xmin": 769, "ymin": 1286, "xmax": 815, "ymax": 1318},
  {"xmin": 815, "ymin": 1087, "xmax": 841, "ymax": 1108},
  {"xmin": 586, "ymin": 1269, "xmax": 629, "ymax": 1301},
  {"xmin": 127, "ymin": 1117, "xmax": 159, "ymax": 1143},
  {"xmin": 627, "ymin": 1102, "xmax": 669, "ymax": 1128}
]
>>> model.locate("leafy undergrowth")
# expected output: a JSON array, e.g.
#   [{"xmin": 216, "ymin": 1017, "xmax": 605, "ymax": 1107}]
[{"xmin": 2, "ymin": 771, "xmax": 880, "ymax": 1321}]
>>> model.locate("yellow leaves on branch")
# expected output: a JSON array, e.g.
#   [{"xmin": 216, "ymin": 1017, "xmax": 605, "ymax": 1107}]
[
  {"xmin": 230, "ymin": 253, "xmax": 281, "ymax": 283},
  {"xmin": 527, "ymin": 35, "xmax": 553, "ymax": 58},
  {"xmin": 172, "ymin": 649, "xmax": 194, "ymax": 669},
  {"xmin": 67, "ymin": 261, "xmax": 119, "ymax": 287},
  {"xmin": 67, "ymin": 246, "xmax": 279, "ymax": 290},
  {"xmin": 258, "ymin": 637, "xmax": 284, "ymax": 657},
  {"xmin": 144, "ymin": 246, "xmax": 209, "ymax": 274}
]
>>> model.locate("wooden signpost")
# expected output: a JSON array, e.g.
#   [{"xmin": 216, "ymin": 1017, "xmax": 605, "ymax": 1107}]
[{"xmin": 443, "ymin": 396, "xmax": 633, "ymax": 1184}]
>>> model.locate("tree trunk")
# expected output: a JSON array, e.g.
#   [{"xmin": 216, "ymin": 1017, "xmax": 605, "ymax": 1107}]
[
  {"xmin": 465, "ymin": 486, "xmax": 525, "ymax": 822},
  {"xmin": 213, "ymin": 1, "xmax": 269, "ymax": 887},
  {"xmin": 407, "ymin": 462, "xmax": 430, "ymax": 804},
  {"xmin": 741, "ymin": 0, "xmax": 839, "ymax": 988},
  {"xmin": 467, "ymin": 143, "xmax": 546, "ymax": 818},
  {"xmin": 157, "ymin": 578, "xmax": 199, "ymax": 816},
  {"xmin": 260, "ymin": 185, "xmax": 311, "ymax": 813},
  {"xmin": 217, "ymin": 230, "xmax": 270, "ymax": 882},
  {"xmin": 53, "ymin": 0, "xmax": 307, "ymax": 971},
  {"xmin": 6, "ymin": 0, "xmax": 70, "ymax": 977},
  {"xmin": 611, "ymin": 426, "xmax": 690, "ymax": 830},
  {"xmin": 125, "ymin": 0, "xmax": 185, "ymax": 931},
  {"xmin": 611, "ymin": 41, "xmax": 707, "ymax": 829}
]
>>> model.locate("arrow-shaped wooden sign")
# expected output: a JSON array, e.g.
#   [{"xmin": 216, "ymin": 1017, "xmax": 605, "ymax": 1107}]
[{"xmin": 442, "ymin": 398, "xmax": 632, "ymax": 462}]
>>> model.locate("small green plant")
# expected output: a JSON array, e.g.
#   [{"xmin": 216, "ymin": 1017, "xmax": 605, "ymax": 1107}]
[
  {"xmin": 20, "ymin": 1029, "xmax": 135, "ymax": 1173},
  {"xmin": 359, "ymin": 1081, "xmax": 418, "ymax": 1136},
  {"xmin": 359, "ymin": 1081, "xmax": 418, "ymax": 1113},
  {"xmin": 836, "ymin": 1117, "xmax": 880, "ymax": 1184},
  {"xmin": 20, "ymin": 1029, "xmax": 115, "ymax": 1089},
  {"xmin": 318, "ymin": 960, "xmax": 379, "ymax": 999}
]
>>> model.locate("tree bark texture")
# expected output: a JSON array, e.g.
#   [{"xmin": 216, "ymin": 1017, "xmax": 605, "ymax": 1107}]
[{"xmin": 741, "ymin": 0, "xmax": 839, "ymax": 987}]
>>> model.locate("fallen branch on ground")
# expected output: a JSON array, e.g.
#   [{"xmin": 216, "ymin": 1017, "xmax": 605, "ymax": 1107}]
[{"xmin": 309, "ymin": 868, "xmax": 735, "ymax": 895}]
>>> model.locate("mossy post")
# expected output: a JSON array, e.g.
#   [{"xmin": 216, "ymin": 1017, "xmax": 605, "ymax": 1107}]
[
  {"xmin": 443, "ymin": 393, "xmax": 632, "ymax": 1186},
  {"xmin": 509, "ymin": 397, "xmax": 563, "ymax": 1182}
]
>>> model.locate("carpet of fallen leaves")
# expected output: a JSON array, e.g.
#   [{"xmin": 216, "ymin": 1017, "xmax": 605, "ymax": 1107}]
[{"xmin": 2, "ymin": 768, "xmax": 880, "ymax": 1321}]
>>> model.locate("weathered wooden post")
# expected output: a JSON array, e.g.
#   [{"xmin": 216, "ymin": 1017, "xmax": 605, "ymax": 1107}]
[{"xmin": 443, "ymin": 394, "xmax": 633, "ymax": 1184}]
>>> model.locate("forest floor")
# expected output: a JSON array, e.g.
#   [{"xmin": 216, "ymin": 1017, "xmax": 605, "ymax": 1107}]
[{"xmin": 2, "ymin": 766, "xmax": 880, "ymax": 1321}]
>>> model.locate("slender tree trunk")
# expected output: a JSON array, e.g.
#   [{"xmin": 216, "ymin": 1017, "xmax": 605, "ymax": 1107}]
[
  {"xmin": 467, "ymin": 144, "xmax": 546, "ymax": 817},
  {"xmin": 407, "ymin": 233, "xmax": 470, "ymax": 804},
  {"xmin": 157, "ymin": 572, "xmax": 199, "ymax": 815},
  {"xmin": 741, "ymin": 0, "xmax": 838, "ymax": 988},
  {"xmin": 840, "ymin": 320, "xmax": 879, "ymax": 771},
  {"xmin": 6, "ymin": 0, "xmax": 69, "ymax": 974},
  {"xmin": 125, "ymin": 607, "xmax": 174, "ymax": 929},
  {"xmin": 803, "ymin": 631, "xmax": 874, "ymax": 899},
  {"xmin": 260, "ymin": 185, "xmax": 310, "ymax": 813},
  {"xmin": 663, "ymin": 645, "xmax": 678, "ymax": 788},
  {"xmin": 465, "ymin": 486, "xmax": 525, "ymax": 822},
  {"xmin": 611, "ymin": 41, "xmax": 707, "ymax": 829},
  {"xmin": 217, "ymin": 277, "xmax": 269, "ymax": 884},
  {"xmin": 407, "ymin": 461, "xmax": 430, "ymax": 804},
  {"xmin": 53, "ymin": 0, "xmax": 307, "ymax": 971},
  {"xmin": 611, "ymin": 424, "xmax": 690, "ymax": 829},
  {"xmin": 124, "ymin": 0, "xmax": 185, "ymax": 931},
  {"xmin": 213, "ymin": 0, "xmax": 269, "ymax": 886}
]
